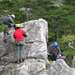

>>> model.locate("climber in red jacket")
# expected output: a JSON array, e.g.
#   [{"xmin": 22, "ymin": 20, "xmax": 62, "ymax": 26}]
[{"xmin": 13, "ymin": 24, "xmax": 27, "ymax": 64}]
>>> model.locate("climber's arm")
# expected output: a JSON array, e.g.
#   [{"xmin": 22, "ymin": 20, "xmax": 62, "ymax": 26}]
[
  {"xmin": 23, "ymin": 34, "xmax": 27, "ymax": 37},
  {"xmin": 47, "ymin": 45, "xmax": 52, "ymax": 55},
  {"xmin": 57, "ymin": 47, "xmax": 61, "ymax": 55}
]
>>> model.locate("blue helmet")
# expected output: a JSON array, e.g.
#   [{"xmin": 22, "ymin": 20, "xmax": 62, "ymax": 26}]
[{"xmin": 54, "ymin": 42, "xmax": 58, "ymax": 47}]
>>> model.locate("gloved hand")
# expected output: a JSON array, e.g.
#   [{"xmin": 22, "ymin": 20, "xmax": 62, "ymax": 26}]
[
  {"xmin": 59, "ymin": 54, "xmax": 61, "ymax": 56},
  {"xmin": 14, "ymin": 24, "xmax": 17, "ymax": 30},
  {"xmin": 47, "ymin": 53, "xmax": 51, "ymax": 55},
  {"xmin": 27, "ymin": 35, "xmax": 28, "ymax": 37}
]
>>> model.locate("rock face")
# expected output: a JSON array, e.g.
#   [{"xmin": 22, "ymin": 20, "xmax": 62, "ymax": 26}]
[
  {"xmin": 0, "ymin": 18, "xmax": 48, "ymax": 75},
  {"xmin": 56, "ymin": 0, "xmax": 66, "ymax": 3},
  {"xmin": 51, "ymin": 0, "xmax": 66, "ymax": 7},
  {"xmin": 0, "ymin": 18, "xmax": 75, "ymax": 75},
  {"xmin": 71, "ymin": 55, "xmax": 75, "ymax": 68},
  {"xmin": 49, "ymin": 59, "xmax": 75, "ymax": 75},
  {"xmin": 0, "ymin": 62, "xmax": 28, "ymax": 75}
]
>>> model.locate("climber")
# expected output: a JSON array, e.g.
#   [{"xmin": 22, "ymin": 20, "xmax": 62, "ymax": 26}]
[
  {"xmin": 1, "ymin": 14, "xmax": 16, "ymax": 43},
  {"xmin": 47, "ymin": 42, "xmax": 61, "ymax": 61},
  {"xmin": 13, "ymin": 24, "xmax": 27, "ymax": 64}
]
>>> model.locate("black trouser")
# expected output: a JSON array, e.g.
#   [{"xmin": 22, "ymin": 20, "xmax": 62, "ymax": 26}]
[{"xmin": 51, "ymin": 54, "xmax": 57, "ymax": 61}]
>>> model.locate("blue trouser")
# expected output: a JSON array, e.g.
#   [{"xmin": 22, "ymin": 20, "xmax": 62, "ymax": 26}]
[{"xmin": 51, "ymin": 54, "xmax": 57, "ymax": 61}]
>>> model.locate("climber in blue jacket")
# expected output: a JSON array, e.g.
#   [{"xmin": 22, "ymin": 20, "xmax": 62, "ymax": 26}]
[{"xmin": 47, "ymin": 42, "xmax": 61, "ymax": 61}]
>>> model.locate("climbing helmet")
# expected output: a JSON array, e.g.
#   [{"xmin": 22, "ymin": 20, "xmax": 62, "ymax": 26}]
[
  {"xmin": 16, "ymin": 24, "xmax": 21, "ymax": 28},
  {"xmin": 54, "ymin": 42, "xmax": 58, "ymax": 47},
  {"xmin": 11, "ymin": 14, "xmax": 15, "ymax": 18}
]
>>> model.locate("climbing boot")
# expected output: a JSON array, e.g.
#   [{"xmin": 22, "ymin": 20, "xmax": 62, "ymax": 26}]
[
  {"xmin": 20, "ymin": 58, "xmax": 24, "ymax": 63},
  {"xmin": 4, "ymin": 39, "xmax": 7, "ymax": 43},
  {"xmin": 17, "ymin": 60, "xmax": 20, "ymax": 64}
]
